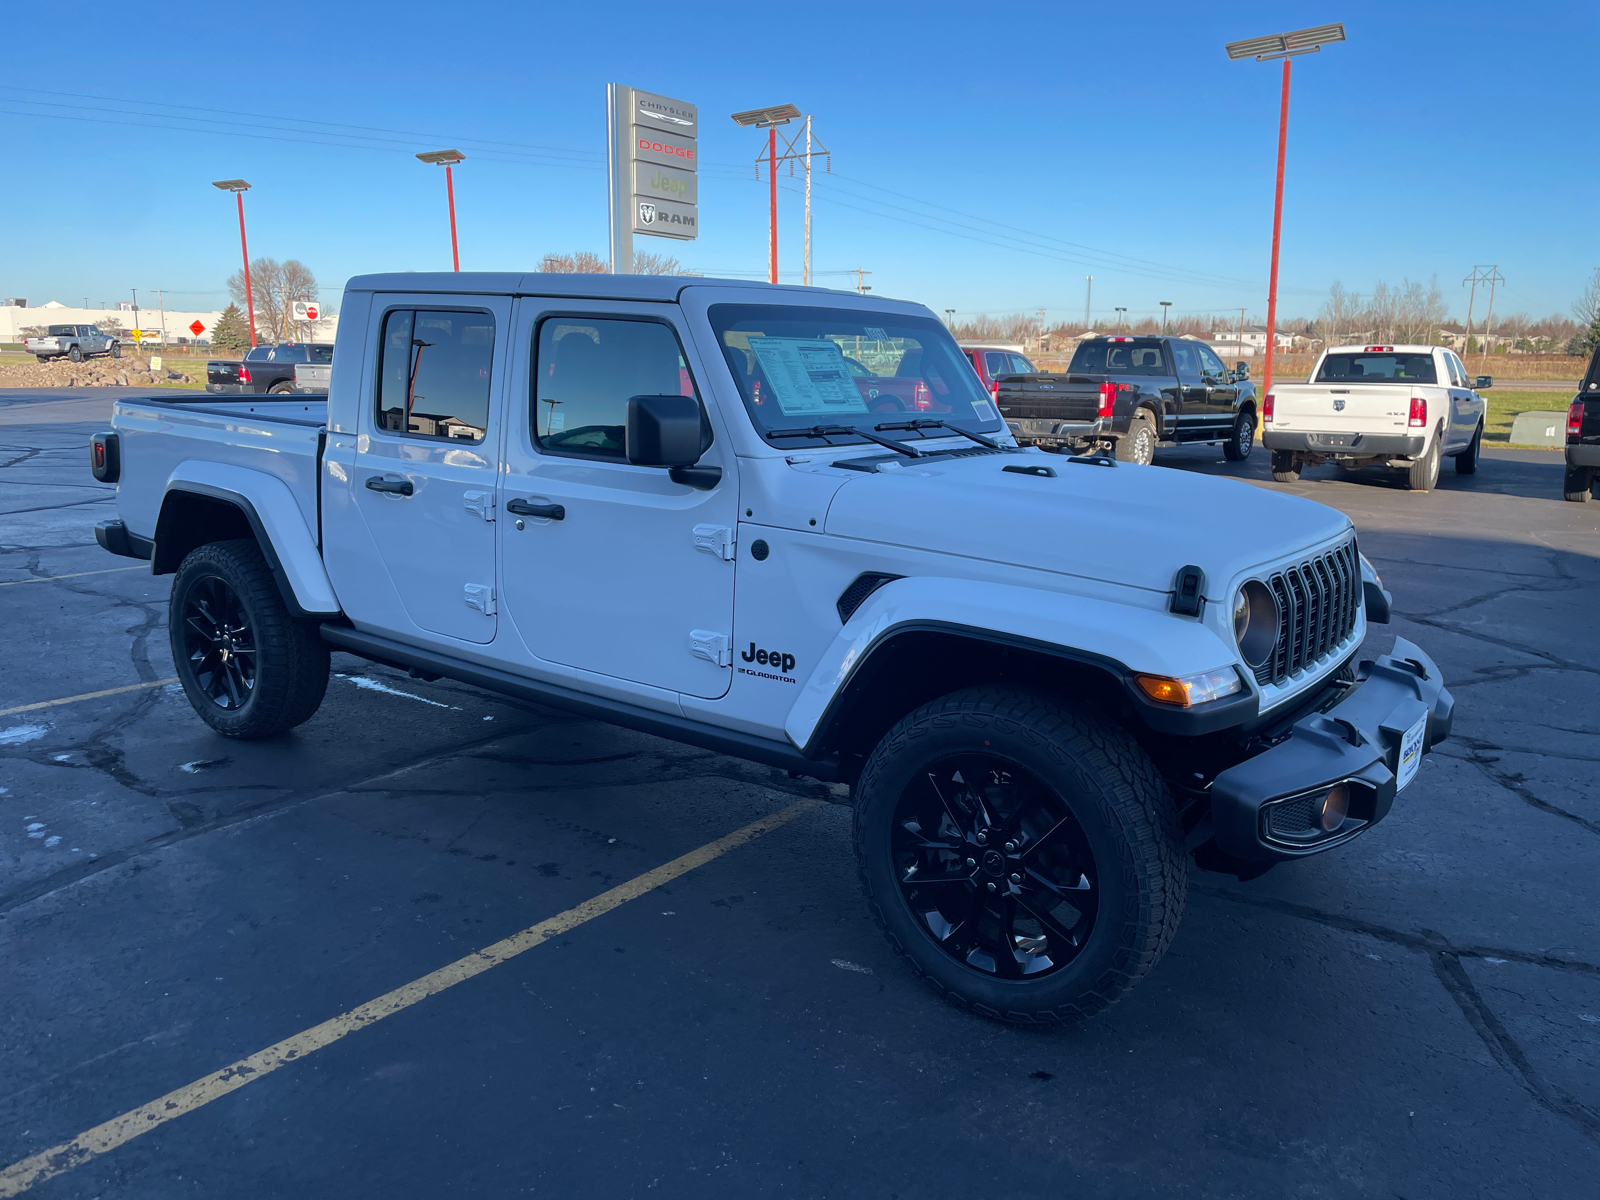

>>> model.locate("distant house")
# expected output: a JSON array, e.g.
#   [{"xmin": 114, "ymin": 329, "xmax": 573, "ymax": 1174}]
[{"xmin": 1208, "ymin": 324, "xmax": 1299, "ymax": 357}]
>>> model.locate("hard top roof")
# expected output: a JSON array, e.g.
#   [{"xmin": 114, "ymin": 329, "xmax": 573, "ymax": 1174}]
[{"xmin": 343, "ymin": 272, "xmax": 877, "ymax": 304}]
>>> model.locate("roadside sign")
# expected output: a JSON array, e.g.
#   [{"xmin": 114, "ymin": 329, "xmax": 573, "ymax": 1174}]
[
  {"xmin": 608, "ymin": 84, "xmax": 699, "ymax": 267},
  {"xmin": 292, "ymin": 301, "xmax": 320, "ymax": 322},
  {"xmin": 633, "ymin": 161, "xmax": 698, "ymax": 205},
  {"xmin": 189, "ymin": 320, "xmax": 205, "ymax": 337},
  {"xmin": 131, "ymin": 329, "xmax": 142, "ymax": 343},
  {"xmin": 632, "ymin": 196, "xmax": 698, "ymax": 240}
]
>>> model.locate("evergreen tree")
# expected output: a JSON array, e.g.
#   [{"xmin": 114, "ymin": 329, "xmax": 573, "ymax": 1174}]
[{"xmin": 211, "ymin": 304, "xmax": 251, "ymax": 353}]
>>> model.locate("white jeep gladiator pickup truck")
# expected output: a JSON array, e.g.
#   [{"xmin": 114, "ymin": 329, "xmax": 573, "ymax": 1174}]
[
  {"xmin": 88, "ymin": 273, "xmax": 1453, "ymax": 1025},
  {"xmin": 1263, "ymin": 344, "xmax": 1489, "ymax": 491}
]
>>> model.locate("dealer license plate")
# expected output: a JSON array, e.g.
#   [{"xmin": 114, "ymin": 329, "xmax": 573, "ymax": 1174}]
[{"xmin": 1396, "ymin": 712, "xmax": 1428, "ymax": 791}]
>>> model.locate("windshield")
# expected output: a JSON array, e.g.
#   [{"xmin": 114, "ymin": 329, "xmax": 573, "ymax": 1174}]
[
  {"xmin": 46, "ymin": 325, "xmax": 74, "ymax": 336},
  {"xmin": 709, "ymin": 304, "xmax": 1002, "ymax": 446},
  {"xmin": 1316, "ymin": 352, "xmax": 1437, "ymax": 384},
  {"xmin": 1069, "ymin": 339, "xmax": 1168, "ymax": 376}
]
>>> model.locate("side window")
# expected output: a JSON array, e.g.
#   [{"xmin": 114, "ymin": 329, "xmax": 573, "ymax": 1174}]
[
  {"xmin": 1448, "ymin": 353, "xmax": 1467, "ymax": 387},
  {"xmin": 983, "ymin": 351, "xmax": 1009, "ymax": 379},
  {"xmin": 375, "ymin": 308, "xmax": 495, "ymax": 442},
  {"xmin": 532, "ymin": 316, "xmax": 698, "ymax": 461},
  {"xmin": 1195, "ymin": 344, "xmax": 1227, "ymax": 378},
  {"xmin": 1008, "ymin": 353, "xmax": 1036, "ymax": 374},
  {"xmin": 1170, "ymin": 341, "xmax": 1202, "ymax": 383}
]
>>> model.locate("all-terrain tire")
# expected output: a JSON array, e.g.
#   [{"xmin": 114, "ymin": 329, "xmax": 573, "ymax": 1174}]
[
  {"xmin": 110, "ymin": 342, "xmax": 121, "ymax": 359},
  {"xmin": 1222, "ymin": 408, "xmax": 1256, "ymax": 461},
  {"xmin": 1270, "ymin": 449, "xmax": 1301, "ymax": 483},
  {"xmin": 267, "ymin": 381, "xmax": 296, "ymax": 395},
  {"xmin": 1565, "ymin": 466, "xmax": 1595, "ymax": 503},
  {"xmin": 853, "ymin": 686, "xmax": 1187, "ymax": 1026},
  {"xmin": 1454, "ymin": 422, "xmax": 1481, "ymax": 474},
  {"xmin": 68, "ymin": 346, "xmax": 83, "ymax": 362},
  {"xmin": 1114, "ymin": 410, "xmax": 1157, "ymax": 465},
  {"xmin": 1407, "ymin": 432, "xmax": 1442, "ymax": 491},
  {"xmin": 169, "ymin": 538, "xmax": 329, "ymax": 738}
]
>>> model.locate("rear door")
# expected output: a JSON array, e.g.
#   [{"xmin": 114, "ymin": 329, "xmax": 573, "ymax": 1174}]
[
  {"xmin": 498, "ymin": 299, "xmax": 738, "ymax": 700},
  {"xmin": 1195, "ymin": 342, "xmax": 1238, "ymax": 426},
  {"xmin": 1169, "ymin": 340, "xmax": 1207, "ymax": 435},
  {"xmin": 348, "ymin": 297, "xmax": 509, "ymax": 645}
]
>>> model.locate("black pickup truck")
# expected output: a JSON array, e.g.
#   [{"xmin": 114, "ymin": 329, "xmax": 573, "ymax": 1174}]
[
  {"xmin": 207, "ymin": 342, "xmax": 333, "ymax": 395},
  {"xmin": 996, "ymin": 335, "xmax": 1258, "ymax": 466},
  {"xmin": 1565, "ymin": 345, "xmax": 1600, "ymax": 501}
]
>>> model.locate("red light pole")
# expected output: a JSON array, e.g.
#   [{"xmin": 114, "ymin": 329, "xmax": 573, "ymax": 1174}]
[
  {"xmin": 1226, "ymin": 23, "xmax": 1346, "ymax": 397},
  {"xmin": 417, "ymin": 150, "xmax": 466, "ymax": 271},
  {"xmin": 212, "ymin": 179, "xmax": 256, "ymax": 347},
  {"xmin": 732, "ymin": 104, "xmax": 801, "ymax": 285}
]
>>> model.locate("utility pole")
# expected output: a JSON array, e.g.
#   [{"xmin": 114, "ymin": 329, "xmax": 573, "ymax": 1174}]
[
  {"xmin": 1462, "ymin": 265, "xmax": 1502, "ymax": 357},
  {"xmin": 1480, "ymin": 266, "xmax": 1504, "ymax": 365},
  {"xmin": 1239, "ymin": 308, "xmax": 1246, "ymax": 360},
  {"xmin": 733, "ymin": 104, "xmax": 801, "ymax": 285},
  {"xmin": 751, "ymin": 114, "xmax": 830, "ymax": 287},
  {"xmin": 131, "ymin": 289, "xmax": 138, "ymax": 342},
  {"xmin": 1038, "ymin": 307, "xmax": 1047, "ymax": 354},
  {"xmin": 156, "ymin": 289, "xmax": 167, "ymax": 347},
  {"xmin": 804, "ymin": 116, "xmax": 812, "ymax": 286},
  {"xmin": 851, "ymin": 268, "xmax": 872, "ymax": 294},
  {"xmin": 1084, "ymin": 277, "xmax": 1093, "ymax": 329}
]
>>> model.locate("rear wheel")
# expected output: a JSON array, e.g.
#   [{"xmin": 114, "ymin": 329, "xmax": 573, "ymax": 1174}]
[
  {"xmin": 1114, "ymin": 410, "xmax": 1157, "ymax": 465},
  {"xmin": 267, "ymin": 381, "xmax": 296, "ymax": 395},
  {"xmin": 1454, "ymin": 422, "xmax": 1481, "ymax": 474},
  {"xmin": 169, "ymin": 539, "xmax": 329, "ymax": 739},
  {"xmin": 1270, "ymin": 449, "xmax": 1301, "ymax": 483},
  {"xmin": 68, "ymin": 346, "xmax": 83, "ymax": 363},
  {"xmin": 110, "ymin": 342, "xmax": 121, "ymax": 359},
  {"xmin": 1407, "ymin": 433, "xmax": 1442, "ymax": 491},
  {"xmin": 854, "ymin": 686, "xmax": 1186, "ymax": 1025},
  {"xmin": 1565, "ymin": 466, "xmax": 1595, "ymax": 503},
  {"xmin": 1222, "ymin": 409, "xmax": 1256, "ymax": 461}
]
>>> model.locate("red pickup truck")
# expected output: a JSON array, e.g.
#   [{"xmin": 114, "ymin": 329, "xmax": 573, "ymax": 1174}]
[{"xmin": 959, "ymin": 342, "xmax": 1038, "ymax": 399}]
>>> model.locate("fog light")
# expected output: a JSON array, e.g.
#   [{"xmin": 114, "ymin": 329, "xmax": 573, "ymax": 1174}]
[{"xmin": 1313, "ymin": 784, "xmax": 1350, "ymax": 831}]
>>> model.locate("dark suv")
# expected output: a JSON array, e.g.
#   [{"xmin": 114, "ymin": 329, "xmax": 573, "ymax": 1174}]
[{"xmin": 1565, "ymin": 344, "xmax": 1600, "ymax": 501}]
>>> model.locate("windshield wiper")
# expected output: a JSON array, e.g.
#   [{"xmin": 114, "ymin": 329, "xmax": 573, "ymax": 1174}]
[
  {"xmin": 768, "ymin": 424, "xmax": 923, "ymax": 458},
  {"xmin": 875, "ymin": 418, "xmax": 1003, "ymax": 450}
]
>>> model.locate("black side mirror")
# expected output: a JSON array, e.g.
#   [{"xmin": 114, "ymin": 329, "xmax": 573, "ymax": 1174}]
[
  {"xmin": 626, "ymin": 394, "xmax": 702, "ymax": 469},
  {"xmin": 1235, "ymin": 361, "xmax": 1250, "ymax": 380},
  {"xmin": 1474, "ymin": 375, "xmax": 1493, "ymax": 390}
]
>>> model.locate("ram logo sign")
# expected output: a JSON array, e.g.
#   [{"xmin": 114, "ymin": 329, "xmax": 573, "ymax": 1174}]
[
  {"xmin": 638, "ymin": 202, "xmax": 656, "ymax": 225},
  {"xmin": 1333, "ymin": 399, "xmax": 1346, "ymax": 411}
]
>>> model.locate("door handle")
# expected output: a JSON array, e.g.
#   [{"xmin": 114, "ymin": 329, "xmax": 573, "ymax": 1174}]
[
  {"xmin": 506, "ymin": 497, "xmax": 565, "ymax": 521},
  {"xmin": 365, "ymin": 475, "xmax": 414, "ymax": 496}
]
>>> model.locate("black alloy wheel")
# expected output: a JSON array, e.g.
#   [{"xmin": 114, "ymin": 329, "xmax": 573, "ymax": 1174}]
[
  {"xmin": 181, "ymin": 574, "xmax": 258, "ymax": 711},
  {"xmin": 890, "ymin": 754, "xmax": 1098, "ymax": 980}
]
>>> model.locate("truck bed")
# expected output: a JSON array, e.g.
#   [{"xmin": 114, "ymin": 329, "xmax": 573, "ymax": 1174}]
[{"xmin": 109, "ymin": 396, "xmax": 326, "ymax": 546}]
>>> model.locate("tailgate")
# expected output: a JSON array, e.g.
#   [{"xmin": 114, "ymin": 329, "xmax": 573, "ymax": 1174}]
[
  {"xmin": 1270, "ymin": 384, "xmax": 1423, "ymax": 435},
  {"xmin": 997, "ymin": 375, "xmax": 1101, "ymax": 423},
  {"xmin": 207, "ymin": 361, "xmax": 241, "ymax": 387}
]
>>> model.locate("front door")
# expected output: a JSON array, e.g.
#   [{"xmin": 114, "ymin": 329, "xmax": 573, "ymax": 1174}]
[
  {"xmin": 499, "ymin": 301, "xmax": 737, "ymax": 700},
  {"xmin": 1194, "ymin": 342, "xmax": 1238, "ymax": 427},
  {"xmin": 1169, "ymin": 339, "xmax": 1207, "ymax": 438},
  {"xmin": 350, "ymin": 298, "xmax": 509, "ymax": 645}
]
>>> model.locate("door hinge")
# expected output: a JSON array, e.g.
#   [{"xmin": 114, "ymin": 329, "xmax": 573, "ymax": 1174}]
[
  {"xmin": 464, "ymin": 584, "xmax": 497, "ymax": 616},
  {"xmin": 692, "ymin": 524, "xmax": 735, "ymax": 561},
  {"xmin": 689, "ymin": 630, "xmax": 732, "ymax": 667},
  {"xmin": 464, "ymin": 491, "xmax": 496, "ymax": 521}
]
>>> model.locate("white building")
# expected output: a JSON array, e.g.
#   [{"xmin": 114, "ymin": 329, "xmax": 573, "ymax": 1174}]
[
  {"xmin": 0, "ymin": 300, "xmax": 338, "ymax": 346},
  {"xmin": 1209, "ymin": 324, "xmax": 1300, "ymax": 357}
]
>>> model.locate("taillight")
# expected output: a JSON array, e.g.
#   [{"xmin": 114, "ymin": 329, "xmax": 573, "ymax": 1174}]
[
  {"xmin": 238, "ymin": 366, "xmax": 251, "ymax": 384},
  {"xmin": 89, "ymin": 431, "xmax": 119, "ymax": 483},
  {"xmin": 1097, "ymin": 381, "xmax": 1117, "ymax": 419},
  {"xmin": 1263, "ymin": 393, "xmax": 1275, "ymax": 423},
  {"xmin": 913, "ymin": 382, "xmax": 931, "ymax": 410},
  {"xmin": 93, "ymin": 443, "xmax": 105, "ymax": 469},
  {"xmin": 990, "ymin": 379, "xmax": 999, "ymax": 400},
  {"xmin": 1571, "ymin": 402, "xmax": 1586, "ymax": 437},
  {"xmin": 1408, "ymin": 397, "xmax": 1427, "ymax": 427}
]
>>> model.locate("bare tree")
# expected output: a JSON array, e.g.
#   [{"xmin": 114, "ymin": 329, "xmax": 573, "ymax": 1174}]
[
  {"xmin": 279, "ymin": 260, "xmax": 319, "ymax": 343},
  {"xmin": 228, "ymin": 257, "xmax": 318, "ymax": 343},
  {"xmin": 1316, "ymin": 282, "xmax": 1356, "ymax": 347},
  {"xmin": 538, "ymin": 251, "xmax": 608, "ymax": 274},
  {"xmin": 633, "ymin": 250, "xmax": 699, "ymax": 276}
]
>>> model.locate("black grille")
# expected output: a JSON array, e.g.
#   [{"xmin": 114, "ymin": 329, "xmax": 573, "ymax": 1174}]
[
  {"xmin": 1253, "ymin": 539, "xmax": 1360, "ymax": 687},
  {"xmin": 1265, "ymin": 793, "xmax": 1317, "ymax": 837}
]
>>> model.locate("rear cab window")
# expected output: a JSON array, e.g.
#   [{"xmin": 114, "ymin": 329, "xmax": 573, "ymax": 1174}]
[
  {"xmin": 1315, "ymin": 353, "xmax": 1437, "ymax": 384},
  {"xmin": 375, "ymin": 308, "xmax": 496, "ymax": 442},
  {"xmin": 531, "ymin": 316, "xmax": 701, "ymax": 461},
  {"xmin": 1069, "ymin": 339, "xmax": 1168, "ymax": 376},
  {"xmin": 244, "ymin": 346, "xmax": 272, "ymax": 362}
]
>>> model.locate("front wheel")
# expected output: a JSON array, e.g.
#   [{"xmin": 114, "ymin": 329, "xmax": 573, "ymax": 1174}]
[
  {"xmin": 853, "ymin": 686, "xmax": 1187, "ymax": 1025},
  {"xmin": 1270, "ymin": 449, "xmax": 1302, "ymax": 483},
  {"xmin": 1114, "ymin": 410, "xmax": 1157, "ymax": 465},
  {"xmin": 1222, "ymin": 409, "xmax": 1256, "ymax": 461},
  {"xmin": 1454, "ymin": 422, "xmax": 1481, "ymax": 474},
  {"xmin": 110, "ymin": 342, "xmax": 121, "ymax": 359},
  {"xmin": 1407, "ymin": 433, "xmax": 1441, "ymax": 491},
  {"xmin": 1565, "ymin": 466, "xmax": 1595, "ymax": 503},
  {"xmin": 169, "ymin": 539, "xmax": 330, "ymax": 739}
]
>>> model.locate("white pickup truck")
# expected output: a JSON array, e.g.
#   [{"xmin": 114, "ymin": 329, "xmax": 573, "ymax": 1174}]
[
  {"xmin": 24, "ymin": 323, "xmax": 121, "ymax": 362},
  {"xmin": 1262, "ymin": 344, "xmax": 1489, "ymax": 491},
  {"xmin": 88, "ymin": 273, "xmax": 1453, "ymax": 1025}
]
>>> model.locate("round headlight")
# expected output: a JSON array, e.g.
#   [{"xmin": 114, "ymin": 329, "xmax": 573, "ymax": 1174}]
[{"xmin": 1233, "ymin": 580, "xmax": 1279, "ymax": 668}]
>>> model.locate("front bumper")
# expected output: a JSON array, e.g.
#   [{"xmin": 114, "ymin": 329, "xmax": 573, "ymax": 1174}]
[
  {"xmin": 1207, "ymin": 636, "xmax": 1452, "ymax": 863},
  {"xmin": 1263, "ymin": 431, "xmax": 1427, "ymax": 457}
]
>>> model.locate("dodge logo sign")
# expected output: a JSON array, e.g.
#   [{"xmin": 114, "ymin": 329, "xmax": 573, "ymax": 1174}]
[
  {"xmin": 638, "ymin": 202, "xmax": 656, "ymax": 225},
  {"xmin": 1333, "ymin": 399, "xmax": 1346, "ymax": 411}
]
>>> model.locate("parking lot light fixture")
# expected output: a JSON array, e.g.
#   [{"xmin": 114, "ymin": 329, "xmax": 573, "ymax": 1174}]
[
  {"xmin": 212, "ymin": 180, "xmax": 256, "ymax": 348},
  {"xmin": 1114, "ymin": 306, "xmax": 1127, "ymax": 333},
  {"xmin": 1160, "ymin": 301, "xmax": 1172, "ymax": 334},
  {"xmin": 416, "ymin": 150, "xmax": 466, "ymax": 271},
  {"xmin": 732, "ymin": 104, "xmax": 800, "ymax": 285},
  {"xmin": 1226, "ymin": 22, "xmax": 1346, "ymax": 397}
]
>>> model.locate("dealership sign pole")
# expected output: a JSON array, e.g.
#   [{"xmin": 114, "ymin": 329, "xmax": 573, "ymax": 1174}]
[
  {"xmin": 608, "ymin": 85, "xmax": 700, "ymax": 274},
  {"xmin": 1225, "ymin": 23, "xmax": 1345, "ymax": 397}
]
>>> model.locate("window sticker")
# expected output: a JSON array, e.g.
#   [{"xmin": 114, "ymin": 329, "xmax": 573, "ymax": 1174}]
[
  {"xmin": 971, "ymin": 400, "xmax": 995, "ymax": 421},
  {"xmin": 549, "ymin": 410, "xmax": 566, "ymax": 432},
  {"xmin": 864, "ymin": 327, "xmax": 889, "ymax": 342},
  {"xmin": 745, "ymin": 337, "xmax": 869, "ymax": 416}
]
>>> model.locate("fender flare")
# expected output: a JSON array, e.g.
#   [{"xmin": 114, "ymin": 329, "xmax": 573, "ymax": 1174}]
[
  {"xmin": 785, "ymin": 576, "xmax": 1254, "ymax": 753},
  {"xmin": 157, "ymin": 462, "xmax": 341, "ymax": 616}
]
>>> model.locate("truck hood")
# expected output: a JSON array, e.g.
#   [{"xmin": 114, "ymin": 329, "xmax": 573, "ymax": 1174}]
[{"xmin": 822, "ymin": 453, "xmax": 1352, "ymax": 598}]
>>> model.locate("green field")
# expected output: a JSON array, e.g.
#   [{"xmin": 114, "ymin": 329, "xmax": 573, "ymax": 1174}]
[{"xmin": 1483, "ymin": 389, "xmax": 1572, "ymax": 446}]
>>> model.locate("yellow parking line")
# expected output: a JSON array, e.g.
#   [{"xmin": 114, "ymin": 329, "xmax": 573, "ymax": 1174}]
[
  {"xmin": 0, "ymin": 566, "xmax": 146, "ymax": 587},
  {"xmin": 0, "ymin": 797, "xmax": 825, "ymax": 1197},
  {"xmin": 0, "ymin": 679, "xmax": 179, "ymax": 718}
]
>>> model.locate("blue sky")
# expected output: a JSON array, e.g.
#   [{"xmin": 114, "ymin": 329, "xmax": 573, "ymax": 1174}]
[{"xmin": 2, "ymin": 0, "xmax": 1594, "ymax": 325}]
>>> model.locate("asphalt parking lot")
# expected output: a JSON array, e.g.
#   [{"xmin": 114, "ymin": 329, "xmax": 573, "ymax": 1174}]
[{"xmin": 3, "ymin": 388, "xmax": 1598, "ymax": 1198}]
